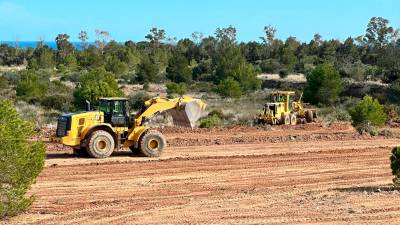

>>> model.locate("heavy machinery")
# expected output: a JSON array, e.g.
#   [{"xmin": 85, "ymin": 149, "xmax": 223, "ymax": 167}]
[
  {"xmin": 52, "ymin": 96, "xmax": 206, "ymax": 158},
  {"xmin": 256, "ymin": 91, "xmax": 317, "ymax": 125}
]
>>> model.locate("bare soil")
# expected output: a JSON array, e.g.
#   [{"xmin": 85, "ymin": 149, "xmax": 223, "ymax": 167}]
[{"xmin": 4, "ymin": 122, "xmax": 400, "ymax": 225}]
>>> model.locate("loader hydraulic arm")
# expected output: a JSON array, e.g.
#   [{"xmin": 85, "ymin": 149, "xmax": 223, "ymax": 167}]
[{"xmin": 134, "ymin": 96, "xmax": 206, "ymax": 128}]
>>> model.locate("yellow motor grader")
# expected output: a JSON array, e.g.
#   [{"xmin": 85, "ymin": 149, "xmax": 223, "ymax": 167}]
[
  {"xmin": 52, "ymin": 96, "xmax": 206, "ymax": 158},
  {"xmin": 256, "ymin": 91, "xmax": 317, "ymax": 125}
]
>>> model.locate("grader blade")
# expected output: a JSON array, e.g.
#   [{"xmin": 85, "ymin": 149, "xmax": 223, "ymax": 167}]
[{"xmin": 169, "ymin": 99, "xmax": 206, "ymax": 128}]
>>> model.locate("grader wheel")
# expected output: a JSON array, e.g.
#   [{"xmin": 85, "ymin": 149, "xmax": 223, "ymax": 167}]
[
  {"xmin": 290, "ymin": 114, "xmax": 297, "ymax": 125},
  {"xmin": 282, "ymin": 115, "xmax": 291, "ymax": 125},
  {"xmin": 139, "ymin": 130, "xmax": 166, "ymax": 157},
  {"xmin": 86, "ymin": 130, "xmax": 115, "ymax": 158},
  {"xmin": 305, "ymin": 110, "xmax": 314, "ymax": 123}
]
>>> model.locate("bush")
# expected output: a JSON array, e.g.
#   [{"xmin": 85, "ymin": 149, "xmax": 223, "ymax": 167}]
[
  {"xmin": 199, "ymin": 114, "xmax": 221, "ymax": 128},
  {"xmin": 348, "ymin": 96, "xmax": 386, "ymax": 127},
  {"xmin": 166, "ymin": 82, "xmax": 187, "ymax": 95},
  {"xmin": 278, "ymin": 69, "xmax": 289, "ymax": 78},
  {"xmin": 355, "ymin": 122, "xmax": 378, "ymax": 136},
  {"xmin": 40, "ymin": 95, "xmax": 72, "ymax": 112},
  {"xmin": 0, "ymin": 100, "xmax": 46, "ymax": 218},
  {"xmin": 319, "ymin": 107, "xmax": 352, "ymax": 123},
  {"xmin": 304, "ymin": 64, "xmax": 342, "ymax": 105},
  {"xmin": 73, "ymin": 68, "xmax": 124, "ymax": 108},
  {"xmin": 215, "ymin": 77, "xmax": 242, "ymax": 98},
  {"xmin": 16, "ymin": 70, "xmax": 49, "ymax": 103},
  {"xmin": 128, "ymin": 91, "xmax": 151, "ymax": 110},
  {"xmin": 390, "ymin": 147, "xmax": 400, "ymax": 185}
]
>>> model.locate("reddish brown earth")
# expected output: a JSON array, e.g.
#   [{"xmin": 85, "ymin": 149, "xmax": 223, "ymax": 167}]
[{"xmin": 4, "ymin": 123, "xmax": 400, "ymax": 225}]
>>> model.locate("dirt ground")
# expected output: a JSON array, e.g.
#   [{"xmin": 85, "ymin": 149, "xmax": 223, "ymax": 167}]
[{"xmin": 4, "ymin": 123, "xmax": 400, "ymax": 225}]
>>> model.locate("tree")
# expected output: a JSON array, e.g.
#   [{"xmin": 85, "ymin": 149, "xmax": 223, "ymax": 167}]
[
  {"xmin": 55, "ymin": 34, "xmax": 75, "ymax": 59},
  {"xmin": 214, "ymin": 45, "xmax": 260, "ymax": 93},
  {"xmin": 0, "ymin": 100, "xmax": 45, "ymax": 218},
  {"xmin": 28, "ymin": 43, "xmax": 55, "ymax": 69},
  {"xmin": 349, "ymin": 96, "xmax": 386, "ymax": 127},
  {"xmin": 95, "ymin": 29, "xmax": 110, "ymax": 54},
  {"xmin": 166, "ymin": 52, "xmax": 192, "ymax": 83},
  {"xmin": 261, "ymin": 25, "xmax": 277, "ymax": 46},
  {"xmin": 78, "ymin": 31, "xmax": 89, "ymax": 49},
  {"xmin": 216, "ymin": 77, "xmax": 242, "ymax": 98},
  {"xmin": 364, "ymin": 17, "xmax": 394, "ymax": 47},
  {"xmin": 215, "ymin": 26, "xmax": 237, "ymax": 45},
  {"xmin": 73, "ymin": 68, "xmax": 123, "ymax": 108},
  {"xmin": 145, "ymin": 27, "xmax": 166, "ymax": 46},
  {"xmin": 304, "ymin": 64, "xmax": 342, "ymax": 105}
]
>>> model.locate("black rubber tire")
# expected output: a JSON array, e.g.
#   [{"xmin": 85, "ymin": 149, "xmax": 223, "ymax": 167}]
[
  {"xmin": 87, "ymin": 130, "xmax": 115, "ymax": 158},
  {"xmin": 139, "ymin": 130, "xmax": 166, "ymax": 157},
  {"xmin": 290, "ymin": 114, "xmax": 297, "ymax": 125},
  {"xmin": 73, "ymin": 148, "xmax": 89, "ymax": 157},
  {"xmin": 129, "ymin": 146, "xmax": 140, "ymax": 155},
  {"xmin": 305, "ymin": 110, "xmax": 314, "ymax": 123}
]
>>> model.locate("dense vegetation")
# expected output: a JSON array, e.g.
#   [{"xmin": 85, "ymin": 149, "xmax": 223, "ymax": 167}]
[
  {"xmin": 0, "ymin": 100, "xmax": 45, "ymax": 218},
  {"xmin": 0, "ymin": 17, "xmax": 399, "ymax": 121}
]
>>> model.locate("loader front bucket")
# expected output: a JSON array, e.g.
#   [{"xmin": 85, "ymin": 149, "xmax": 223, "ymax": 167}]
[{"xmin": 169, "ymin": 99, "xmax": 207, "ymax": 128}]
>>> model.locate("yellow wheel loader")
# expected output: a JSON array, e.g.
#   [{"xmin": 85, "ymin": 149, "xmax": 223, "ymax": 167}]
[
  {"xmin": 52, "ymin": 96, "xmax": 206, "ymax": 158},
  {"xmin": 256, "ymin": 91, "xmax": 317, "ymax": 125}
]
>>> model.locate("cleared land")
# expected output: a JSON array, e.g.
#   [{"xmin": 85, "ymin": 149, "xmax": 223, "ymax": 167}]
[{"xmin": 4, "ymin": 123, "xmax": 400, "ymax": 225}]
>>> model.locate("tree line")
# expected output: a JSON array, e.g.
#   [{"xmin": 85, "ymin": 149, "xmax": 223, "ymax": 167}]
[{"xmin": 0, "ymin": 17, "xmax": 399, "ymax": 104}]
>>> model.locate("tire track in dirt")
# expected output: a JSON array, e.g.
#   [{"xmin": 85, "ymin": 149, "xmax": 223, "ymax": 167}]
[{"xmin": 5, "ymin": 136, "xmax": 400, "ymax": 225}]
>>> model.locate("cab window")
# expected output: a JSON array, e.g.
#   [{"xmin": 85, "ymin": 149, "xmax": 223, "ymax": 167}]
[
  {"xmin": 99, "ymin": 101, "xmax": 111, "ymax": 114},
  {"xmin": 113, "ymin": 101, "xmax": 125, "ymax": 116}
]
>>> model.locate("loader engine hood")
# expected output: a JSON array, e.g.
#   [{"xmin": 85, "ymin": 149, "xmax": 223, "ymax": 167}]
[{"xmin": 56, "ymin": 111, "xmax": 103, "ymax": 137}]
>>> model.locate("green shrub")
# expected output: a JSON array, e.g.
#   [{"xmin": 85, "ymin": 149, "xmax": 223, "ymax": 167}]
[
  {"xmin": 348, "ymin": 96, "xmax": 386, "ymax": 127},
  {"xmin": 390, "ymin": 147, "xmax": 400, "ymax": 185},
  {"xmin": 166, "ymin": 82, "xmax": 187, "ymax": 95},
  {"xmin": 304, "ymin": 64, "xmax": 342, "ymax": 105},
  {"xmin": 278, "ymin": 69, "xmax": 289, "ymax": 78},
  {"xmin": 40, "ymin": 95, "xmax": 72, "ymax": 112},
  {"xmin": 355, "ymin": 122, "xmax": 378, "ymax": 136},
  {"xmin": 16, "ymin": 70, "xmax": 49, "ymax": 103},
  {"xmin": 199, "ymin": 114, "xmax": 221, "ymax": 128},
  {"xmin": 0, "ymin": 100, "xmax": 46, "ymax": 218},
  {"xmin": 128, "ymin": 91, "xmax": 151, "ymax": 110},
  {"xmin": 215, "ymin": 77, "xmax": 242, "ymax": 98},
  {"xmin": 143, "ymin": 82, "xmax": 150, "ymax": 91},
  {"xmin": 319, "ymin": 107, "xmax": 352, "ymax": 123},
  {"xmin": 73, "ymin": 68, "xmax": 124, "ymax": 108}
]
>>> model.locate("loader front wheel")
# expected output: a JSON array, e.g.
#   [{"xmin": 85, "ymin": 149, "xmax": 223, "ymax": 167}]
[
  {"xmin": 87, "ymin": 130, "xmax": 115, "ymax": 158},
  {"xmin": 139, "ymin": 130, "xmax": 166, "ymax": 157}
]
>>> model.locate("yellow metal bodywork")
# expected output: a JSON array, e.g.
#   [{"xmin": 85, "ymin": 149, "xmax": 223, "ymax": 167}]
[
  {"xmin": 54, "ymin": 96, "xmax": 206, "ymax": 149},
  {"xmin": 256, "ymin": 91, "xmax": 316, "ymax": 125}
]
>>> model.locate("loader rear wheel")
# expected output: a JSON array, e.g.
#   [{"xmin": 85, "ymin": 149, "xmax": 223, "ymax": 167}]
[
  {"xmin": 305, "ymin": 110, "xmax": 314, "ymax": 123},
  {"xmin": 87, "ymin": 130, "xmax": 115, "ymax": 158},
  {"xmin": 290, "ymin": 114, "xmax": 297, "ymax": 125},
  {"xmin": 139, "ymin": 130, "xmax": 166, "ymax": 157}
]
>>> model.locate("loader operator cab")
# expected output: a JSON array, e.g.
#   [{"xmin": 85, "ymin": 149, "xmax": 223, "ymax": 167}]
[{"xmin": 98, "ymin": 97, "xmax": 131, "ymax": 128}]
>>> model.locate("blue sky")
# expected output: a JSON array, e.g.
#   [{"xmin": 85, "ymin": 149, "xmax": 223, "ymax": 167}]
[{"xmin": 0, "ymin": 0, "xmax": 399, "ymax": 42}]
